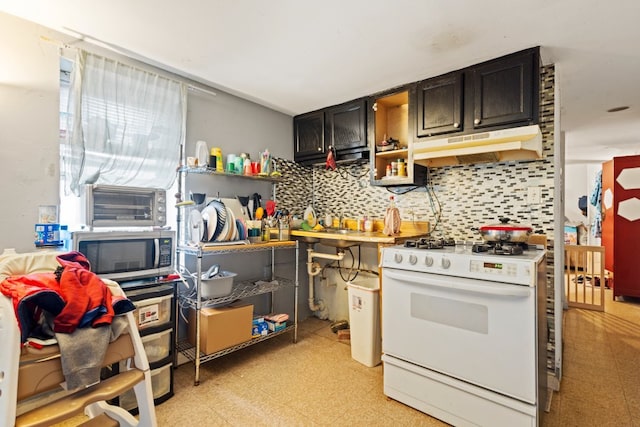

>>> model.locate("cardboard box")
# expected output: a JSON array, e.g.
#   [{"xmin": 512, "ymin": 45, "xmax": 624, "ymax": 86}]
[{"xmin": 188, "ymin": 304, "xmax": 253, "ymax": 355}]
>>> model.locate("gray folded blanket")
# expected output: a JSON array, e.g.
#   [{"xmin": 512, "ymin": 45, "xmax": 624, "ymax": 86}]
[{"xmin": 54, "ymin": 315, "xmax": 129, "ymax": 391}]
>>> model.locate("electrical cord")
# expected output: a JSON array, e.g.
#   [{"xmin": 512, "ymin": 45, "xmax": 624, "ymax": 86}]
[
  {"xmin": 335, "ymin": 163, "xmax": 370, "ymax": 180},
  {"xmin": 386, "ymin": 185, "xmax": 421, "ymax": 195},
  {"xmin": 425, "ymin": 178, "xmax": 442, "ymax": 236},
  {"xmin": 337, "ymin": 245, "xmax": 361, "ymax": 282}
]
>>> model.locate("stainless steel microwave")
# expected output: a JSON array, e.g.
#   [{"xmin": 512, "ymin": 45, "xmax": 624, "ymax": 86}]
[
  {"xmin": 82, "ymin": 185, "xmax": 167, "ymax": 228},
  {"xmin": 72, "ymin": 230, "xmax": 175, "ymax": 281}
]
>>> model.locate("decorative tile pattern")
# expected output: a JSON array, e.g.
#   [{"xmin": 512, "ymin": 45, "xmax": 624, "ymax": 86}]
[{"xmin": 275, "ymin": 64, "xmax": 557, "ymax": 376}]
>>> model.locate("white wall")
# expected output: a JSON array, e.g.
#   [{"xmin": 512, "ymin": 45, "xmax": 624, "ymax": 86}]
[
  {"xmin": 564, "ymin": 162, "xmax": 602, "ymax": 245},
  {"xmin": 0, "ymin": 13, "xmax": 61, "ymax": 253}
]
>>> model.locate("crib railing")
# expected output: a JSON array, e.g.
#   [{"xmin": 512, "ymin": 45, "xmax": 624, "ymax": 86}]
[{"xmin": 564, "ymin": 245, "xmax": 606, "ymax": 311}]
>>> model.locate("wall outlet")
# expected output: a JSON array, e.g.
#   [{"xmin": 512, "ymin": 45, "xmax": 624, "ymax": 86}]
[{"xmin": 527, "ymin": 186, "xmax": 542, "ymax": 205}]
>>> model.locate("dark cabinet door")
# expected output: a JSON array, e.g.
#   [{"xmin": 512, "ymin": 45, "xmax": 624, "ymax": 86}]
[
  {"xmin": 416, "ymin": 72, "xmax": 463, "ymax": 137},
  {"xmin": 325, "ymin": 99, "xmax": 366, "ymax": 151},
  {"xmin": 294, "ymin": 111, "xmax": 325, "ymax": 161},
  {"xmin": 472, "ymin": 50, "xmax": 538, "ymax": 129}
]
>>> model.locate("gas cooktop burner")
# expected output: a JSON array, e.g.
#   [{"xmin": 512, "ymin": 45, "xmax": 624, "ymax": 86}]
[
  {"xmin": 472, "ymin": 242, "xmax": 528, "ymax": 256},
  {"xmin": 404, "ymin": 238, "xmax": 456, "ymax": 250}
]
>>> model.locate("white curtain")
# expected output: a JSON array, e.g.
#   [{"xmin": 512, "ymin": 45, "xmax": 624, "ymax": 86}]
[{"xmin": 61, "ymin": 50, "xmax": 186, "ymax": 196}]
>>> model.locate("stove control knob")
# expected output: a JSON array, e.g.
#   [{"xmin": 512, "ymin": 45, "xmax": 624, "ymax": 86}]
[
  {"xmin": 394, "ymin": 253, "xmax": 403, "ymax": 264},
  {"xmin": 424, "ymin": 256, "xmax": 434, "ymax": 267},
  {"xmin": 409, "ymin": 254, "xmax": 417, "ymax": 265},
  {"xmin": 441, "ymin": 258, "xmax": 451, "ymax": 269}
]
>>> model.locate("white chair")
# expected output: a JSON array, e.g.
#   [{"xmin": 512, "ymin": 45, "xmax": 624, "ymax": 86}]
[{"xmin": 0, "ymin": 250, "xmax": 157, "ymax": 427}]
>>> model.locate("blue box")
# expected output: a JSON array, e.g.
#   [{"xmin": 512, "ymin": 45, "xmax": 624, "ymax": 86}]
[
  {"xmin": 252, "ymin": 317, "xmax": 268, "ymax": 337},
  {"xmin": 34, "ymin": 224, "xmax": 63, "ymax": 247}
]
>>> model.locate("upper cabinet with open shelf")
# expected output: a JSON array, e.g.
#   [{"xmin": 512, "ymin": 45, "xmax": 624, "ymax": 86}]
[{"xmin": 368, "ymin": 87, "xmax": 427, "ymax": 186}]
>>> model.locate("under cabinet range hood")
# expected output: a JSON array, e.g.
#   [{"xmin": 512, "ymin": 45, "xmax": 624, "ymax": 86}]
[{"xmin": 413, "ymin": 124, "xmax": 543, "ymax": 167}]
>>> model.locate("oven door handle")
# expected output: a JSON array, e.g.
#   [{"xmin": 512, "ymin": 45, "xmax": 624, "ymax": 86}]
[{"xmin": 384, "ymin": 269, "xmax": 532, "ymax": 297}]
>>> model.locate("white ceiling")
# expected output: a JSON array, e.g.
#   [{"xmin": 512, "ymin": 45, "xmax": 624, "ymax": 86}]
[{"xmin": 3, "ymin": 0, "xmax": 640, "ymax": 163}]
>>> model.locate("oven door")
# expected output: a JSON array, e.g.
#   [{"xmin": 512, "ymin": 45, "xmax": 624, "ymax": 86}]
[{"xmin": 382, "ymin": 267, "xmax": 536, "ymax": 404}]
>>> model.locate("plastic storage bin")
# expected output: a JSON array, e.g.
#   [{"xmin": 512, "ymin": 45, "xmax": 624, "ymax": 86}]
[
  {"xmin": 347, "ymin": 279, "xmax": 381, "ymax": 367},
  {"xmin": 131, "ymin": 294, "xmax": 173, "ymax": 331},
  {"xmin": 201, "ymin": 271, "xmax": 237, "ymax": 298},
  {"xmin": 119, "ymin": 363, "xmax": 172, "ymax": 411},
  {"xmin": 140, "ymin": 328, "xmax": 172, "ymax": 365}
]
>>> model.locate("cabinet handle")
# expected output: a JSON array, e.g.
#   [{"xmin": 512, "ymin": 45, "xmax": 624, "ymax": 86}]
[
  {"xmin": 317, "ymin": 147, "xmax": 322, "ymax": 152},
  {"xmin": 474, "ymin": 118, "xmax": 481, "ymax": 125},
  {"xmin": 372, "ymin": 102, "xmax": 378, "ymax": 112},
  {"xmin": 453, "ymin": 122, "xmax": 460, "ymax": 128}
]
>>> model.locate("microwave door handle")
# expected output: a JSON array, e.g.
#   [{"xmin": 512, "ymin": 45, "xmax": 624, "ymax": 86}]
[
  {"xmin": 384, "ymin": 269, "xmax": 531, "ymax": 298},
  {"xmin": 153, "ymin": 238, "xmax": 160, "ymax": 267}
]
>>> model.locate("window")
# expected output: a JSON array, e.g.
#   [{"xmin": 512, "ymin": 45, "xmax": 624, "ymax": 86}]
[{"xmin": 59, "ymin": 51, "xmax": 185, "ymax": 229}]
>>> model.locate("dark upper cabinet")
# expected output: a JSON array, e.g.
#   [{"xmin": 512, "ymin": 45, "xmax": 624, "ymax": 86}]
[
  {"xmin": 325, "ymin": 99, "xmax": 366, "ymax": 152},
  {"xmin": 471, "ymin": 49, "xmax": 539, "ymax": 129},
  {"xmin": 414, "ymin": 47, "xmax": 540, "ymax": 141},
  {"xmin": 294, "ymin": 99, "xmax": 368, "ymax": 165},
  {"xmin": 416, "ymin": 71, "xmax": 464, "ymax": 138},
  {"xmin": 293, "ymin": 110, "xmax": 325, "ymax": 163}
]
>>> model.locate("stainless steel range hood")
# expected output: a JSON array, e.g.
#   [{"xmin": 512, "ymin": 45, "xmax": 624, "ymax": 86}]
[{"xmin": 413, "ymin": 124, "xmax": 542, "ymax": 167}]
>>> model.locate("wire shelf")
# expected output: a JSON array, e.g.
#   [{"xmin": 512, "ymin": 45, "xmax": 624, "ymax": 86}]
[
  {"xmin": 177, "ymin": 240, "xmax": 297, "ymax": 256},
  {"xmin": 179, "ymin": 277, "xmax": 294, "ymax": 308},
  {"xmin": 177, "ymin": 324, "xmax": 296, "ymax": 365}
]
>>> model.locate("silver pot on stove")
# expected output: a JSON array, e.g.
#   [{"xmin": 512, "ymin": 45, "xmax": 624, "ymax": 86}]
[{"xmin": 475, "ymin": 217, "xmax": 533, "ymax": 243}]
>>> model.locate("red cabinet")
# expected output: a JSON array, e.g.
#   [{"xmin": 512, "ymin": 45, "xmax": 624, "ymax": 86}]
[{"xmin": 601, "ymin": 155, "xmax": 640, "ymax": 298}]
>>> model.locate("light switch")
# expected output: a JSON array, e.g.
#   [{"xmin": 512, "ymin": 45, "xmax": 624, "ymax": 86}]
[{"xmin": 527, "ymin": 186, "xmax": 542, "ymax": 205}]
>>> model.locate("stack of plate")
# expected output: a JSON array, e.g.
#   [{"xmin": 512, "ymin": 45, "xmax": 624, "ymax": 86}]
[{"xmin": 188, "ymin": 199, "xmax": 251, "ymax": 243}]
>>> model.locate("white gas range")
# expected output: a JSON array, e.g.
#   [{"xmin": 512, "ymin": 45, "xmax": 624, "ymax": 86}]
[{"xmin": 381, "ymin": 239, "xmax": 547, "ymax": 427}]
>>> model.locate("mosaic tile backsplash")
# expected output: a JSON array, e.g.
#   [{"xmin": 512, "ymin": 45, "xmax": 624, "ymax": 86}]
[{"xmin": 275, "ymin": 64, "xmax": 557, "ymax": 378}]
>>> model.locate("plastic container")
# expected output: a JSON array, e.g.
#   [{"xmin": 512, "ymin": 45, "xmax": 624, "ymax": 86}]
[
  {"xmin": 140, "ymin": 328, "xmax": 172, "ymax": 364},
  {"xmin": 200, "ymin": 271, "xmax": 237, "ymax": 299},
  {"xmin": 347, "ymin": 279, "xmax": 381, "ymax": 367},
  {"xmin": 130, "ymin": 294, "xmax": 173, "ymax": 330},
  {"xmin": 119, "ymin": 363, "xmax": 172, "ymax": 411}
]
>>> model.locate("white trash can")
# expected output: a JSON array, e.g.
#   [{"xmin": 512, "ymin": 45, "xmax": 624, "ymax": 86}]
[{"xmin": 347, "ymin": 279, "xmax": 381, "ymax": 367}]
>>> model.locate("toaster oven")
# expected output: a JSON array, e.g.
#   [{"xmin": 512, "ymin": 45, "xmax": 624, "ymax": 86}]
[{"xmin": 82, "ymin": 185, "xmax": 167, "ymax": 228}]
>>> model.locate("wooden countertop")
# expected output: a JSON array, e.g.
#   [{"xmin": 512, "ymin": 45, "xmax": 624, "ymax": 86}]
[{"xmin": 290, "ymin": 220, "xmax": 429, "ymax": 245}]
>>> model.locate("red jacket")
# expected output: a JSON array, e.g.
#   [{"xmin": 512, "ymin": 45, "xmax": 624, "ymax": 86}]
[{"xmin": 0, "ymin": 251, "xmax": 115, "ymax": 342}]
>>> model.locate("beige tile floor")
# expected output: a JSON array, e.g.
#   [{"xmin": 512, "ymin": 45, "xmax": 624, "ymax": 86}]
[
  {"xmin": 156, "ymin": 317, "xmax": 447, "ymax": 426},
  {"xmin": 55, "ymin": 290, "xmax": 639, "ymax": 426},
  {"xmin": 544, "ymin": 290, "xmax": 640, "ymax": 427}
]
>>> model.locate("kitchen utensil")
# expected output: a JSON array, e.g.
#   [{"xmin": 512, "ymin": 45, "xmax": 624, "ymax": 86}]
[
  {"xmin": 189, "ymin": 209, "xmax": 205, "ymax": 243},
  {"xmin": 303, "ymin": 205, "xmax": 317, "ymax": 227},
  {"xmin": 255, "ymin": 207, "xmax": 264, "ymax": 220},
  {"xmin": 220, "ymin": 206, "xmax": 235, "ymax": 241},
  {"xmin": 251, "ymin": 193, "xmax": 262, "ymax": 218},
  {"xmin": 201, "ymin": 205, "xmax": 218, "ymax": 241},
  {"xmin": 220, "ymin": 198, "xmax": 246, "ymax": 221},
  {"xmin": 476, "ymin": 217, "xmax": 533, "ymax": 242},
  {"xmin": 195, "ymin": 140, "xmax": 209, "ymax": 167},
  {"xmin": 202, "ymin": 264, "xmax": 220, "ymax": 280},
  {"xmin": 215, "ymin": 210, "xmax": 231, "ymax": 242},
  {"xmin": 205, "ymin": 199, "xmax": 226, "ymax": 241},
  {"xmin": 265, "ymin": 200, "xmax": 276, "ymax": 217},
  {"xmin": 260, "ymin": 149, "xmax": 271, "ymax": 175},
  {"xmin": 237, "ymin": 195, "xmax": 252, "ymax": 220},
  {"xmin": 383, "ymin": 196, "xmax": 401, "ymax": 236},
  {"xmin": 190, "ymin": 192, "xmax": 206, "ymax": 205}
]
